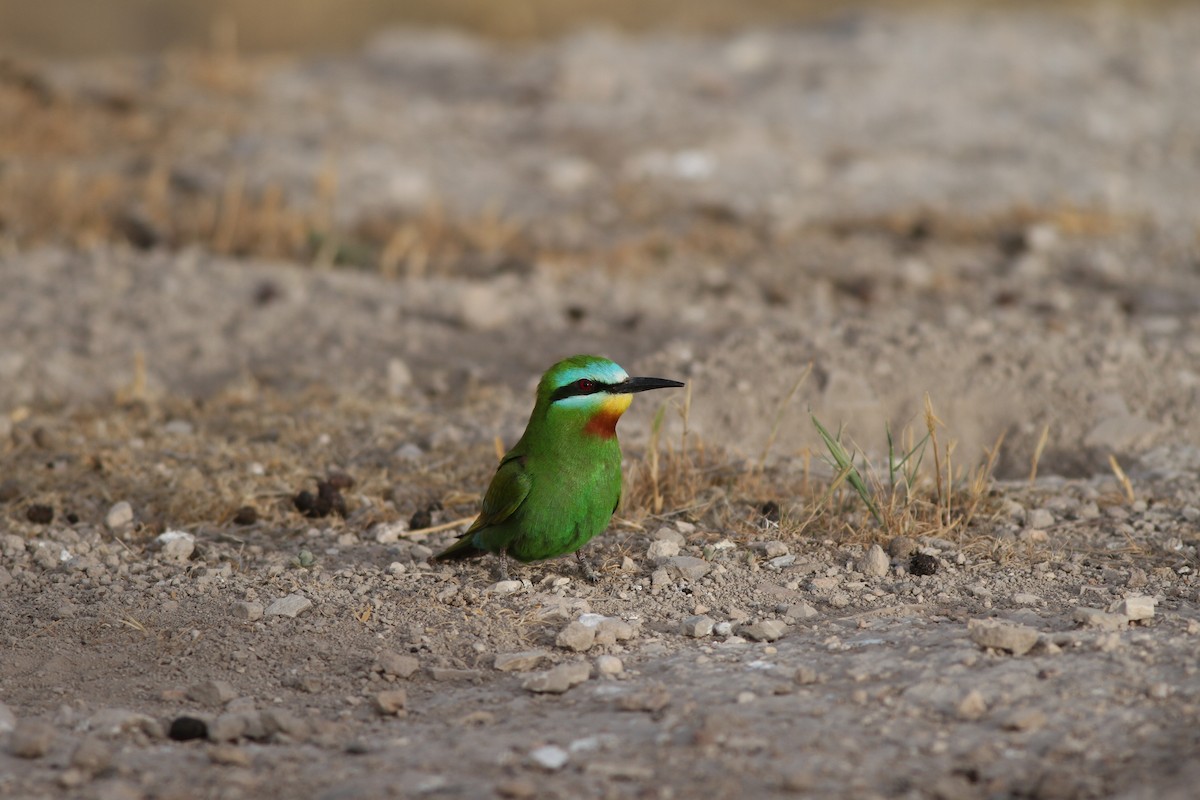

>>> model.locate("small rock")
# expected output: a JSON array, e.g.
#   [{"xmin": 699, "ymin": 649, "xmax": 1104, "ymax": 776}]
[
  {"xmin": 556, "ymin": 621, "xmax": 597, "ymax": 652},
  {"xmin": 1012, "ymin": 592, "xmax": 1041, "ymax": 606},
  {"xmin": 0, "ymin": 702, "xmax": 16, "ymax": 734},
  {"xmin": 793, "ymin": 666, "xmax": 820, "ymax": 685},
  {"xmin": 104, "ymin": 501, "xmax": 134, "ymax": 532},
  {"xmin": 168, "ymin": 717, "xmax": 208, "ymax": 741},
  {"xmin": 617, "ymin": 685, "xmax": 671, "ymax": 712},
  {"xmin": 493, "ymin": 651, "xmax": 549, "ymax": 672},
  {"xmin": 768, "ymin": 554, "xmax": 796, "ymax": 569},
  {"xmin": 1072, "ymin": 606, "xmax": 1127, "ymax": 631},
  {"xmin": 1115, "ymin": 595, "xmax": 1156, "ymax": 621},
  {"xmin": 260, "ymin": 709, "xmax": 310, "ymax": 741},
  {"xmin": 378, "ymin": 651, "xmax": 421, "ymax": 679},
  {"xmin": 26, "ymin": 504, "xmax": 53, "ymax": 524},
  {"xmin": 264, "ymin": 593, "xmax": 312, "ymax": 618},
  {"xmin": 651, "ymin": 526, "xmax": 685, "ymax": 546},
  {"xmin": 156, "ymin": 530, "xmax": 195, "ymax": 562},
  {"xmin": 208, "ymin": 744, "xmax": 251, "ymax": 767},
  {"xmin": 646, "ymin": 540, "xmax": 679, "ymax": 560},
  {"xmin": 1027, "ymin": 508, "xmax": 1055, "ymax": 529},
  {"xmin": 856, "ymin": 544, "xmax": 889, "ymax": 577},
  {"xmin": 208, "ymin": 713, "xmax": 251, "ymax": 742},
  {"xmin": 10, "ymin": 719, "xmax": 55, "ymax": 758},
  {"xmin": 886, "ymin": 536, "xmax": 917, "ymax": 558},
  {"xmin": 488, "ymin": 580, "xmax": 524, "ymax": 595},
  {"xmin": 967, "ymin": 618, "xmax": 1039, "ymax": 655},
  {"xmin": 88, "ymin": 709, "xmax": 161, "ymax": 739},
  {"xmin": 233, "ymin": 601, "xmax": 264, "ymax": 621},
  {"xmin": 188, "ymin": 680, "xmax": 237, "ymax": 707},
  {"xmin": 957, "ymin": 689, "xmax": 988, "ymax": 720},
  {"xmin": 782, "ymin": 602, "xmax": 819, "ymax": 622},
  {"xmin": 496, "ymin": 778, "xmax": 539, "ymax": 798},
  {"xmin": 371, "ymin": 521, "xmax": 408, "ymax": 544},
  {"xmin": 232, "ymin": 506, "xmax": 258, "ymax": 526},
  {"xmin": 741, "ymin": 619, "xmax": 788, "ymax": 642},
  {"xmin": 1001, "ymin": 708, "xmax": 1047, "ymax": 732},
  {"xmin": 373, "ymin": 690, "xmax": 407, "ymax": 715},
  {"xmin": 663, "ymin": 555, "xmax": 711, "ymax": 580},
  {"xmin": 529, "ymin": 744, "xmax": 569, "ymax": 771},
  {"xmin": 70, "ymin": 736, "xmax": 113, "ymax": 773},
  {"xmin": 593, "ymin": 617, "xmax": 635, "ymax": 645},
  {"xmin": 427, "ymin": 667, "xmax": 482, "ymax": 682},
  {"xmin": 595, "ymin": 655, "xmax": 623, "ymax": 676},
  {"xmin": 753, "ymin": 541, "xmax": 790, "ymax": 558},
  {"xmin": 680, "ymin": 615, "xmax": 715, "ymax": 638},
  {"xmin": 522, "ymin": 661, "xmax": 591, "ymax": 694}
]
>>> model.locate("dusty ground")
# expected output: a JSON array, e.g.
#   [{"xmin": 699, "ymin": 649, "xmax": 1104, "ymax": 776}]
[{"xmin": 2, "ymin": 5, "xmax": 1200, "ymax": 799}]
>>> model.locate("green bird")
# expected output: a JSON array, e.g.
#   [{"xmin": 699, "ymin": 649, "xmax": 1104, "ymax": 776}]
[{"xmin": 434, "ymin": 354, "xmax": 684, "ymax": 581}]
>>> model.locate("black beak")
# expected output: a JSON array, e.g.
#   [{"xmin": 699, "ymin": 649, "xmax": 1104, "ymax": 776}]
[{"xmin": 616, "ymin": 376, "xmax": 686, "ymax": 394}]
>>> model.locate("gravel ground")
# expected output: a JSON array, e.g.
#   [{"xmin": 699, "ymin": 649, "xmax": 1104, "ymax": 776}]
[{"xmin": 2, "ymin": 5, "xmax": 1200, "ymax": 799}]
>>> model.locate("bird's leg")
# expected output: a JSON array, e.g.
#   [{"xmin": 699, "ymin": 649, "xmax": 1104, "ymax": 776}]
[
  {"xmin": 575, "ymin": 550, "xmax": 599, "ymax": 584},
  {"xmin": 496, "ymin": 549, "xmax": 510, "ymax": 582}
]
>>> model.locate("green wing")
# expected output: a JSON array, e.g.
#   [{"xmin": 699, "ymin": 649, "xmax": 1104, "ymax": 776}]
[
  {"xmin": 467, "ymin": 454, "xmax": 531, "ymax": 534},
  {"xmin": 434, "ymin": 454, "xmax": 531, "ymax": 560}
]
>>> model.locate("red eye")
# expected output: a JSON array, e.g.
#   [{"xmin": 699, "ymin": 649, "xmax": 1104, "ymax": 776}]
[{"xmin": 577, "ymin": 379, "xmax": 595, "ymax": 391}]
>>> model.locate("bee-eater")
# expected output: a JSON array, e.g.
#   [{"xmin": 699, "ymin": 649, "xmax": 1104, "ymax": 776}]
[{"xmin": 434, "ymin": 355, "xmax": 684, "ymax": 581}]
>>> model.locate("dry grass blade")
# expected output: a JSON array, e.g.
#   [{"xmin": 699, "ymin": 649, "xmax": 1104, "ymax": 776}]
[
  {"xmin": 811, "ymin": 414, "xmax": 882, "ymax": 525},
  {"xmin": 1029, "ymin": 423, "xmax": 1050, "ymax": 483},
  {"xmin": 1108, "ymin": 454, "xmax": 1135, "ymax": 503}
]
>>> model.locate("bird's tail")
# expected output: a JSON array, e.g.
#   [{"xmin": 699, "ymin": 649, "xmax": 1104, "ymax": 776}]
[{"xmin": 432, "ymin": 533, "xmax": 485, "ymax": 562}]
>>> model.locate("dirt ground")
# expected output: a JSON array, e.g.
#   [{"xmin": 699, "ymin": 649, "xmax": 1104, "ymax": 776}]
[{"xmin": 2, "ymin": 5, "xmax": 1200, "ymax": 799}]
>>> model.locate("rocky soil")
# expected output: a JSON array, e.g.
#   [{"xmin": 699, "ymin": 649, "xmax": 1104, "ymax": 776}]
[{"xmin": 2, "ymin": 5, "xmax": 1200, "ymax": 799}]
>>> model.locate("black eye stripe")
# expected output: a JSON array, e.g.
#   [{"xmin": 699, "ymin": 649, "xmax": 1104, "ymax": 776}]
[{"xmin": 549, "ymin": 380, "xmax": 620, "ymax": 404}]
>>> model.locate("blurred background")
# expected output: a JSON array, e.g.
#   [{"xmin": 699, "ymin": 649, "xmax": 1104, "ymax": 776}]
[{"xmin": 0, "ymin": 0, "xmax": 1144, "ymax": 55}]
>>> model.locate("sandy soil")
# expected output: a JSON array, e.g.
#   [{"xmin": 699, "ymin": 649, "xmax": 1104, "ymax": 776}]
[{"xmin": 2, "ymin": 6, "xmax": 1199, "ymax": 799}]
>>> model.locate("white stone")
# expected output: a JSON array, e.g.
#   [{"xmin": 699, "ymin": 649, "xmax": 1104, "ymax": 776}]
[
  {"xmin": 156, "ymin": 530, "xmax": 195, "ymax": 562},
  {"xmin": 105, "ymin": 501, "xmax": 134, "ymax": 531},
  {"xmin": 856, "ymin": 544, "xmax": 889, "ymax": 577},
  {"xmin": 967, "ymin": 618, "xmax": 1039, "ymax": 655},
  {"xmin": 594, "ymin": 655, "xmax": 623, "ymax": 676},
  {"xmin": 1115, "ymin": 596, "xmax": 1156, "ymax": 622},
  {"xmin": 530, "ymin": 745, "xmax": 569, "ymax": 771},
  {"xmin": 264, "ymin": 593, "xmax": 313, "ymax": 618}
]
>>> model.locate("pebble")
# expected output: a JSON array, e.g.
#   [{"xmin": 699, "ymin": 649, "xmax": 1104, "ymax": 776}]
[
  {"xmin": 264, "ymin": 593, "xmax": 313, "ymax": 618},
  {"xmin": 522, "ymin": 661, "xmax": 591, "ymax": 694},
  {"xmin": 753, "ymin": 541, "xmax": 790, "ymax": 558},
  {"xmin": 428, "ymin": 667, "xmax": 482, "ymax": 682},
  {"xmin": 957, "ymin": 689, "xmax": 988, "ymax": 720},
  {"xmin": 88, "ymin": 708, "xmax": 161, "ymax": 739},
  {"xmin": 594, "ymin": 655, "xmax": 623, "ymax": 676},
  {"xmin": 680, "ymin": 614, "xmax": 715, "ymax": 638},
  {"xmin": 188, "ymin": 680, "xmax": 237, "ymax": 706},
  {"xmin": 856, "ymin": 544, "xmax": 889, "ymax": 577},
  {"xmin": 496, "ymin": 778, "xmax": 539, "ymax": 798},
  {"xmin": 208, "ymin": 713, "xmax": 252, "ymax": 742},
  {"xmin": 234, "ymin": 601, "xmax": 264, "ymax": 621},
  {"xmin": 10, "ymin": 719, "xmax": 56, "ymax": 758},
  {"xmin": 529, "ymin": 744, "xmax": 569, "ymax": 771},
  {"xmin": 378, "ymin": 651, "xmax": 421, "ymax": 679},
  {"xmin": 652, "ymin": 526, "xmax": 686, "ymax": 546},
  {"xmin": 493, "ymin": 651, "xmax": 549, "ymax": 672},
  {"xmin": 794, "ymin": 667, "xmax": 820, "ymax": 685},
  {"xmin": 70, "ymin": 736, "xmax": 113, "ymax": 773},
  {"xmin": 967, "ymin": 619, "xmax": 1040, "ymax": 655},
  {"xmin": 714, "ymin": 621, "xmax": 733, "ymax": 636},
  {"xmin": 887, "ymin": 536, "xmax": 917, "ymax": 558},
  {"xmin": 489, "ymin": 580, "xmax": 524, "ymax": 594},
  {"xmin": 663, "ymin": 555, "xmax": 711, "ymax": 580},
  {"xmin": 208, "ymin": 744, "xmax": 252, "ymax": 767},
  {"xmin": 782, "ymin": 602, "xmax": 819, "ymax": 621},
  {"xmin": 374, "ymin": 690, "xmax": 407, "ymax": 715},
  {"xmin": 1012, "ymin": 592, "xmax": 1042, "ymax": 606},
  {"xmin": 741, "ymin": 619, "xmax": 788, "ymax": 642},
  {"xmin": 1115, "ymin": 595, "xmax": 1156, "ymax": 621},
  {"xmin": 155, "ymin": 530, "xmax": 195, "ymax": 562},
  {"xmin": 1027, "ymin": 508, "xmax": 1055, "ymax": 529},
  {"xmin": 617, "ymin": 685, "xmax": 671, "ymax": 712},
  {"xmin": 1072, "ymin": 606, "xmax": 1127, "ymax": 631},
  {"xmin": 593, "ymin": 617, "xmax": 635, "ymax": 645},
  {"xmin": 371, "ymin": 521, "xmax": 409, "ymax": 544},
  {"xmin": 556, "ymin": 621, "xmax": 597, "ymax": 652},
  {"xmin": 104, "ymin": 501, "xmax": 134, "ymax": 532},
  {"xmin": 0, "ymin": 702, "xmax": 15, "ymax": 734},
  {"xmin": 646, "ymin": 540, "xmax": 680, "ymax": 560},
  {"xmin": 167, "ymin": 717, "xmax": 208, "ymax": 741},
  {"xmin": 260, "ymin": 709, "xmax": 310, "ymax": 741}
]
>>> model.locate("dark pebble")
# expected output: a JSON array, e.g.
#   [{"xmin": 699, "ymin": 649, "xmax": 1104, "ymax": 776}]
[
  {"xmin": 760, "ymin": 501, "xmax": 780, "ymax": 522},
  {"xmin": 233, "ymin": 506, "xmax": 258, "ymax": 525},
  {"xmin": 168, "ymin": 716, "xmax": 208, "ymax": 741},
  {"xmin": 26, "ymin": 504, "xmax": 54, "ymax": 524},
  {"xmin": 910, "ymin": 552, "xmax": 939, "ymax": 576}
]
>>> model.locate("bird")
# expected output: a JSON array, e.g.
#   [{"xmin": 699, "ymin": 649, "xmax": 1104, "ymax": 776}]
[{"xmin": 434, "ymin": 354, "xmax": 685, "ymax": 582}]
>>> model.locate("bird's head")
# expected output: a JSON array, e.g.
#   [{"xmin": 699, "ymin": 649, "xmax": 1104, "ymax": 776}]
[{"xmin": 536, "ymin": 355, "xmax": 685, "ymax": 438}]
